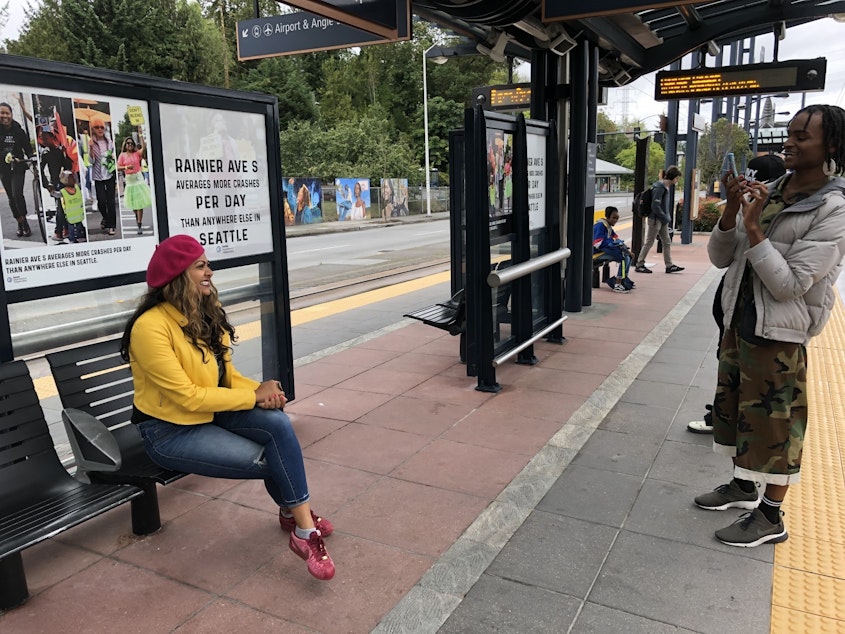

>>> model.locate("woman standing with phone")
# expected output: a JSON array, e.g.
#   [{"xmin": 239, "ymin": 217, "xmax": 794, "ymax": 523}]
[{"xmin": 695, "ymin": 105, "xmax": 845, "ymax": 547}]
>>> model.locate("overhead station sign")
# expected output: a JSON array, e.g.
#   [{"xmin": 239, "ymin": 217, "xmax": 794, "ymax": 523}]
[
  {"xmin": 237, "ymin": 0, "xmax": 409, "ymax": 60},
  {"xmin": 279, "ymin": 0, "xmax": 401, "ymax": 38},
  {"xmin": 655, "ymin": 59, "xmax": 827, "ymax": 100},
  {"xmin": 543, "ymin": 0, "xmax": 702, "ymax": 21}
]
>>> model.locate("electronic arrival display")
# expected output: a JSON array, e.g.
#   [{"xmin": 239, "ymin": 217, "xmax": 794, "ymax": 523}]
[
  {"xmin": 472, "ymin": 84, "xmax": 532, "ymax": 110},
  {"xmin": 655, "ymin": 59, "xmax": 826, "ymax": 101}
]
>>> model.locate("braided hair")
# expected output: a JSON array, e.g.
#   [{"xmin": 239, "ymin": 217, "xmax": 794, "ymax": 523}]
[{"xmin": 792, "ymin": 104, "xmax": 845, "ymax": 175}]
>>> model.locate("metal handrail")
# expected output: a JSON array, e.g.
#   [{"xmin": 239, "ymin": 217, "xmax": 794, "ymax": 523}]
[
  {"xmin": 492, "ymin": 316, "xmax": 567, "ymax": 367},
  {"xmin": 486, "ymin": 248, "xmax": 571, "ymax": 288},
  {"xmin": 13, "ymin": 284, "xmax": 262, "ymax": 357}
]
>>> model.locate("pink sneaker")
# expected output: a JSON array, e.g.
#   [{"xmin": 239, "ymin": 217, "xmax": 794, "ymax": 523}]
[
  {"xmin": 289, "ymin": 530, "xmax": 335, "ymax": 580},
  {"xmin": 279, "ymin": 509, "xmax": 334, "ymax": 537}
]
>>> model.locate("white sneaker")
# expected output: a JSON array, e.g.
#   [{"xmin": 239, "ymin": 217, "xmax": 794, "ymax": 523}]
[
  {"xmin": 611, "ymin": 284, "xmax": 629, "ymax": 293},
  {"xmin": 687, "ymin": 419, "xmax": 713, "ymax": 433},
  {"xmin": 687, "ymin": 405, "xmax": 714, "ymax": 434}
]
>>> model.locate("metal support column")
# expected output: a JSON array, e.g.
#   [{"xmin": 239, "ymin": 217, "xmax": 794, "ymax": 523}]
[
  {"xmin": 564, "ymin": 41, "xmax": 588, "ymax": 313},
  {"xmin": 681, "ymin": 99, "xmax": 700, "ymax": 244},
  {"xmin": 581, "ymin": 43, "xmax": 599, "ymax": 307},
  {"xmin": 631, "ymin": 136, "xmax": 650, "ymax": 262}
]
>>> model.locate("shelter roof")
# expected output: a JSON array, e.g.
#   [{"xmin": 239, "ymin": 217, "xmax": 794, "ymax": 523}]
[
  {"xmin": 413, "ymin": 1, "xmax": 845, "ymax": 87},
  {"xmin": 596, "ymin": 158, "xmax": 633, "ymax": 175}
]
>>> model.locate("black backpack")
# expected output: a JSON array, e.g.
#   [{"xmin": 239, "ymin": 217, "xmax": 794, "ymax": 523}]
[{"xmin": 634, "ymin": 187, "xmax": 654, "ymax": 218}]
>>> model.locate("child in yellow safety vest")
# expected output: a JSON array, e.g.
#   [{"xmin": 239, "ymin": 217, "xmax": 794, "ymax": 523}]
[{"xmin": 59, "ymin": 170, "xmax": 86, "ymax": 243}]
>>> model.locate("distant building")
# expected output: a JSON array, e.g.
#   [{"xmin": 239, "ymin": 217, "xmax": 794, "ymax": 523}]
[
  {"xmin": 596, "ymin": 158, "xmax": 633, "ymax": 193},
  {"xmin": 752, "ymin": 127, "xmax": 788, "ymax": 155}
]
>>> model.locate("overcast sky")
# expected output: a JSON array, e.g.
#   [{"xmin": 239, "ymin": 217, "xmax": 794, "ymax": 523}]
[{"xmin": 601, "ymin": 18, "xmax": 845, "ymax": 129}]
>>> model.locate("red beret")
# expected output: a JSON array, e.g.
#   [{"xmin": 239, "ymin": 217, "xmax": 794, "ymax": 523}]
[{"xmin": 146, "ymin": 235, "xmax": 205, "ymax": 288}]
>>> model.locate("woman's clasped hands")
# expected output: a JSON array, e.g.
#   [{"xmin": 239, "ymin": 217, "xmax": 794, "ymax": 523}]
[{"xmin": 255, "ymin": 380, "xmax": 287, "ymax": 409}]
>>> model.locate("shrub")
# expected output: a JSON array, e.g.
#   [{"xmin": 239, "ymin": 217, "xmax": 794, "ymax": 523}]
[
  {"xmin": 675, "ymin": 196, "xmax": 723, "ymax": 232},
  {"xmin": 695, "ymin": 197, "xmax": 722, "ymax": 232}
]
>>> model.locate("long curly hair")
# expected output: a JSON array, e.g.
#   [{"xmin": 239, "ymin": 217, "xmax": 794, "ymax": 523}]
[
  {"xmin": 120, "ymin": 271, "xmax": 236, "ymax": 363},
  {"xmin": 120, "ymin": 136, "xmax": 137, "ymax": 153}
]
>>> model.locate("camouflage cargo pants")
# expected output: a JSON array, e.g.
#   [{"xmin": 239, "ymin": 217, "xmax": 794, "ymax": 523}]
[{"xmin": 712, "ymin": 328, "xmax": 807, "ymax": 485}]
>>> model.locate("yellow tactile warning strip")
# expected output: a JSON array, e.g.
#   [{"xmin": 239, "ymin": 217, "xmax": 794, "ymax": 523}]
[
  {"xmin": 771, "ymin": 290, "xmax": 845, "ymax": 631},
  {"xmin": 32, "ymin": 271, "xmax": 451, "ymax": 401},
  {"xmin": 289, "ymin": 271, "xmax": 449, "ymax": 327}
]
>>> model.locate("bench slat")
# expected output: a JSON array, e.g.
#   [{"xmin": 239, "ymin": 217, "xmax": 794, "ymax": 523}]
[
  {"xmin": 46, "ymin": 340, "xmax": 186, "ymax": 490},
  {"xmin": 404, "ymin": 289, "xmax": 465, "ymax": 332},
  {"xmin": 0, "ymin": 360, "xmax": 141, "ymax": 569},
  {"xmin": 0, "ymin": 483, "xmax": 141, "ymax": 557}
]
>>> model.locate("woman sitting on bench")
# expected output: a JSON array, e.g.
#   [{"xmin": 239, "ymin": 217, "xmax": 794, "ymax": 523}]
[
  {"xmin": 120, "ymin": 235, "xmax": 335, "ymax": 581},
  {"xmin": 593, "ymin": 206, "xmax": 635, "ymax": 293}
]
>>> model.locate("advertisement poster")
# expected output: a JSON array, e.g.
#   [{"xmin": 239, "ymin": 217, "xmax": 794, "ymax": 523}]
[
  {"xmin": 380, "ymin": 178, "xmax": 409, "ymax": 219},
  {"xmin": 334, "ymin": 177, "xmax": 370, "ymax": 221},
  {"xmin": 487, "ymin": 128, "xmax": 513, "ymax": 237},
  {"xmin": 526, "ymin": 132, "xmax": 547, "ymax": 231},
  {"xmin": 1, "ymin": 84, "xmax": 157, "ymax": 290},
  {"xmin": 159, "ymin": 103, "xmax": 272, "ymax": 257},
  {"xmin": 283, "ymin": 177, "xmax": 322, "ymax": 225}
]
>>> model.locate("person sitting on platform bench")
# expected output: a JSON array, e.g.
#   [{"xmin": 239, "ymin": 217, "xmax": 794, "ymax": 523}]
[
  {"xmin": 593, "ymin": 205, "xmax": 634, "ymax": 293},
  {"xmin": 121, "ymin": 235, "xmax": 335, "ymax": 580}
]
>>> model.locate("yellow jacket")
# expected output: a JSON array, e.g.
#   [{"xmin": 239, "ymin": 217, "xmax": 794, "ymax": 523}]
[{"xmin": 129, "ymin": 302, "xmax": 259, "ymax": 425}]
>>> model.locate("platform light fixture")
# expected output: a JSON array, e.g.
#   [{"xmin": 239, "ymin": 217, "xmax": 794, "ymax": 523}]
[{"xmin": 423, "ymin": 44, "xmax": 449, "ymax": 216}]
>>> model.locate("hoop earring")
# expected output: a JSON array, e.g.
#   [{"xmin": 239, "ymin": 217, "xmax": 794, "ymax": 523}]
[{"xmin": 823, "ymin": 158, "xmax": 837, "ymax": 177}]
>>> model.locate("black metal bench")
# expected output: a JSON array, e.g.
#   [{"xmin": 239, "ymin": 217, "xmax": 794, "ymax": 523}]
[
  {"xmin": 46, "ymin": 339, "xmax": 186, "ymax": 537},
  {"xmin": 0, "ymin": 360, "xmax": 141, "ymax": 610},
  {"xmin": 404, "ymin": 289, "xmax": 466, "ymax": 360},
  {"xmin": 592, "ymin": 255, "xmax": 612, "ymax": 289},
  {"xmin": 404, "ymin": 289, "xmax": 465, "ymax": 335}
]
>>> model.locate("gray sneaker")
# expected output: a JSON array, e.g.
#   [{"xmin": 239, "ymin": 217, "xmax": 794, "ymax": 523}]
[
  {"xmin": 694, "ymin": 481, "xmax": 759, "ymax": 511},
  {"xmin": 714, "ymin": 508, "xmax": 788, "ymax": 547}
]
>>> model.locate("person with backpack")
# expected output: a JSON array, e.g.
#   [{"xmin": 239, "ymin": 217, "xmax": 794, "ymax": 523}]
[{"xmin": 634, "ymin": 165, "xmax": 685, "ymax": 274}]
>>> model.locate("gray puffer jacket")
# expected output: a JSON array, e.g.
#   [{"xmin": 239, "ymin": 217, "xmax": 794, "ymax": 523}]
[{"xmin": 708, "ymin": 175, "xmax": 845, "ymax": 345}]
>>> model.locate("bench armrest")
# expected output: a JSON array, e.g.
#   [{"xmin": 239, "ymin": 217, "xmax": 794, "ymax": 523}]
[{"xmin": 61, "ymin": 408, "xmax": 123, "ymax": 473}]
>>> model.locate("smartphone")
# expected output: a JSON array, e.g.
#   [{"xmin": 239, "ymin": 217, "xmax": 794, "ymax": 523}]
[{"xmin": 721, "ymin": 152, "xmax": 738, "ymax": 179}]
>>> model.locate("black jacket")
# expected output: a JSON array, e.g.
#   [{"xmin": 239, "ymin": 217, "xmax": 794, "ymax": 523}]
[{"xmin": 0, "ymin": 120, "xmax": 33, "ymax": 176}]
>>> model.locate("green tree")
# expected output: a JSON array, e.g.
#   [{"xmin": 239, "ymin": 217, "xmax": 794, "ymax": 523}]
[
  {"xmin": 616, "ymin": 140, "xmax": 666, "ymax": 184},
  {"xmin": 697, "ymin": 118, "xmax": 751, "ymax": 193},
  {"xmin": 8, "ymin": 0, "xmax": 229, "ymax": 85},
  {"xmin": 0, "ymin": 2, "xmax": 8, "ymax": 40},
  {"xmin": 409, "ymin": 96, "xmax": 464, "ymax": 184},
  {"xmin": 200, "ymin": 0, "xmax": 283, "ymax": 87},
  {"xmin": 280, "ymin": 112, "xmax": 416, "ymax": 183},
  {"xmin": 596, "ymin": 111, "xmax": 633, "ymax": 166},
  {"xmin": 236, "ymin": 56, "xmax": 319, "ymax": 124},
  {"xmin": 5, "ymin": 0, "xmax": 68, "ymax": 61}
]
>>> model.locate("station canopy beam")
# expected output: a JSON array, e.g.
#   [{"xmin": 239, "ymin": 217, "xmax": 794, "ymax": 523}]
[{"xmin": 409, "ymin": 0, "xmax": 845, "ymax": 89}]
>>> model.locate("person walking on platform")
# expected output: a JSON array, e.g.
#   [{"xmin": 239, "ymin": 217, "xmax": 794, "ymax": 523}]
[
  {"xmin": 694, "ymin": 105, "xmax": 845, "ymax": 547},
  {"xmin": 635, "ymin": 165, "xmax": 684, "ymax": 274},
  {"xmin": 121, "ymin": 235, "xmax": 335, "ymax": 580}
]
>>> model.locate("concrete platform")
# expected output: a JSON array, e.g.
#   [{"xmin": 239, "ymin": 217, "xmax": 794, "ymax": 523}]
[{"xmin": 2, "ymin": 230, "xmax": 842, "ymax": 633}]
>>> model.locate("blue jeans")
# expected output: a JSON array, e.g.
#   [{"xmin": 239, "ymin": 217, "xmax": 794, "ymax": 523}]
[
  {"xmin": 137, "ymin": 409, "xmax": 309, "ymax": 508},
  {"xmin": 595, "ymin": 248, "xmax": 632, "ymax": 280}
]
